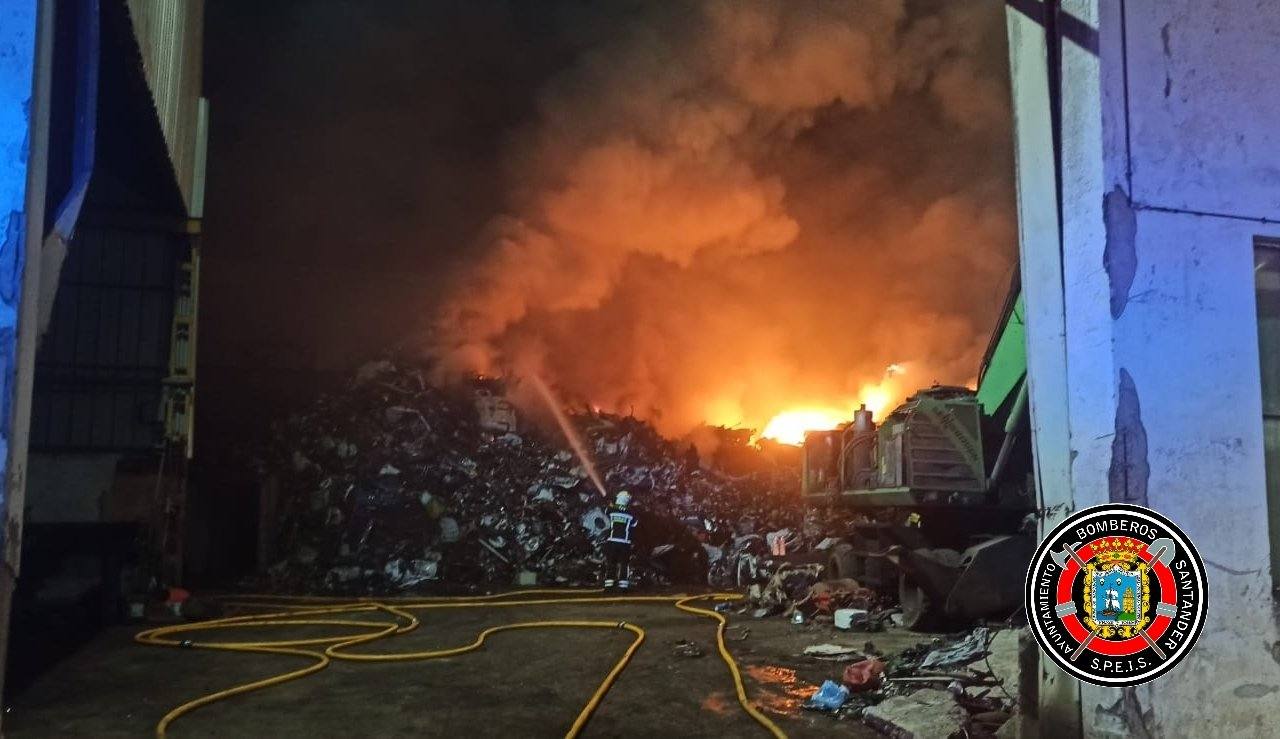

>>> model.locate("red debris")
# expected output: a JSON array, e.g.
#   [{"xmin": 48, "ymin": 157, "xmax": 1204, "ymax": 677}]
[{"xmin": 842, "ymin": 658, "xmax": 886, "ymax": 692}]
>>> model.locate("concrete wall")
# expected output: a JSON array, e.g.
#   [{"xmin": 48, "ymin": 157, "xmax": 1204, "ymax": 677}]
[
  {"xmin": 1122, "ymin": 1, "xmax": 1280, "ymax": 219},
  {"xmin": 1008, "ymin": 1, "xmax": 1280, "ymax": 736},
  {"xmin": 0, "ymin": 0, "xmax": 53, "ymax": 712},
  {"xmin": 1, "ymin": 0, "xmax": 47, "ymax": 572},
  {"xmin": 1004, "ymin": 6, "xmax": 1082, "ymax": 733}
]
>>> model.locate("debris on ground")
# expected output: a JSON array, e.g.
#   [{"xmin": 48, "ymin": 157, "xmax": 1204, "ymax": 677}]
[
  {"xmin": 842, "ymin": 658, "xmax": 886, "ymax": 692},
  {"xmin": 256, "ymin": 358, "xmax": 804, "ymax": 593},
  {"xmin": 919, "ymin": 626, "xmax": 991, "ymax": 669},
  {"xmin": 977, "ymin": 628, "xmax": 1021, "ymax": 698},
  {"xmin": 834, "ymin": 607, "xmax": 869, "ymax": 630},
  {"xmin": 884, "ymin": 640, "xmax": 934, "ymax": 676},
  {"xmin": 799, "ymin": 626, "xmax": 1021, "ymax": 736},
  {"xmin": 803, "ymin": 679, "xmax": 850, "ymax": 712},
  {"xmin": 863, "ymin": 687, "xmax": 968, "ymax": 738},
  {"xmin": 164, "ymin": 587, "xmax": 190, "ymax": 618},
  {"xmin": 802, "ymin": 643, "xmax": 864, "ymax": 661},
  {"xmin": 249, "ymin": 357, "xmax": 1027, "ymax": 736},
  {"xmin": 971, "ymin": 710, "xmax": 1013, "ymax": 735},
  {"xmin": 748, "ymin": 563, "xmax": 825, "ymax": 617},
  {"xmin": 791, "ymin": 577, "xmax": 880, "ymax": 620}
]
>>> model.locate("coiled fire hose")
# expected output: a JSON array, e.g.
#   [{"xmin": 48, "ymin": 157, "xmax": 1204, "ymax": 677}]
[{"xmin": 135, "ymin": 590, "xmax": 788, "ymax": 738}]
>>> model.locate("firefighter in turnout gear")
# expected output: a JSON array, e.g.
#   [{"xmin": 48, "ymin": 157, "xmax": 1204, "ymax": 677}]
[{"xmin": 603, "ymin": 490, "xmax": 637, "ymax": 590}]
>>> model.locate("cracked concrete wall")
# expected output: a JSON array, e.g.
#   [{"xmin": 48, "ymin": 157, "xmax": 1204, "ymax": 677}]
[
  {"xmin": 1103, "ymin": 187, "xmax": 1137, "ymax": 320},
  {"xmin": 1123, "ymin": 0, "xmax": 1280, "ymax": 219},
  {"xmin": 1104, "ymin": 3, "xmax": 1280, "ymax": 734},
  {"xmin": 1011, "ymin": 0, "xmax": 1280, "ymax": 736},
  {"xmin": 1107, "ymin": 368, "xmax": 1148, "ymax": 507},
  {"xmin": 1113, "ymin": 210, "xmax": 1278, "ymax": 737}
]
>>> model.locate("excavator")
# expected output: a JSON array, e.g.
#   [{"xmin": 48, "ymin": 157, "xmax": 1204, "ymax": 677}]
[{"xmin": 802, "ymin": 278, "xmax": 1034, "ymax": 629}]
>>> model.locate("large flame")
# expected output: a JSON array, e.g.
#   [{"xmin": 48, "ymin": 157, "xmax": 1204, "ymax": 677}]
[
  {"xmin": 857, "ymin": 386, "xmax": 891, "ymax": 419},
  {"xmin": 759, "ymin": 407, "xmax": 848, "ymax": 446},
  {"xmin": 756, "ymin": 367, "xmax": 907, "ymax": 446}
]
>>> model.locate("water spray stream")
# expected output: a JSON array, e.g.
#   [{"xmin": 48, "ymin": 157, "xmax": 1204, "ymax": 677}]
[{"xmin": 529, "ymin": 375, "xmax": 608, "ymax": 499}]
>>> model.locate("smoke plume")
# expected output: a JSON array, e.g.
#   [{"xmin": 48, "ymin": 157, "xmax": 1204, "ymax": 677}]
[{"xmin": 429, "ymin": 0, "xmax": 1015, "ymax": 436}]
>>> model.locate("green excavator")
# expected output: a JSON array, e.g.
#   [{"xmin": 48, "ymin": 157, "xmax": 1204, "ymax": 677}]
[{"xmin": 802, "ymin": 278, "xmax": 1034, "ymax": 629}]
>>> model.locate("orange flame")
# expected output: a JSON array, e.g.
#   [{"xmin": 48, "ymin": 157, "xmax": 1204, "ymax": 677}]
[
  {"xmin": 754, "ymin": 364, "xmax": 908, "ymax": 446},
  {"xmin": 759, "ymin": 408, "xmax": 848, "ymax": 445}
]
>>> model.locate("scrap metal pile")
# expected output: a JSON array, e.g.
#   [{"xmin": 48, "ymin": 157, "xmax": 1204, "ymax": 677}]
[{"xmin": 259, "ymin": 359, "xmax": 804, "ymax": 593}]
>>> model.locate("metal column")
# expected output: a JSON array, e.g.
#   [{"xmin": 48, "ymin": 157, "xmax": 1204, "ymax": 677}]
[{"xmin": 0, "ymin": 0, "xmax": 54, "ymax": 714}]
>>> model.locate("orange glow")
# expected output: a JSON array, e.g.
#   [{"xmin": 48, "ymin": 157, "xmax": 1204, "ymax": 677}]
[
  {"xmin": 857, "ymin": 362, "xmax": 909, "ymax": 419},
  {"xmin": 759, "ymin": 407, "xmax": 848, "ymax": 445},
  {"xmin": 701, "ymin": 397, "xmax": 744, "ymax": 429},
  {"xmin": 858, "ymin": 386, "xmax": 891, "ymax": 418},
  {"xmin": 754, "ymin": 364, "xmax": 910, "ymax": 446}
]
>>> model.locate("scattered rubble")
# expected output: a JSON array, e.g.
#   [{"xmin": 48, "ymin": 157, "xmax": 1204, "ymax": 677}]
[
  {"xmin": 744, "ymin": 564, "xmax": 824, "ymax": 617},
  {"xmin": 255, "ymin": 358, "xmax": 1026, "ymax": 738},
  {"xmin": 834, "ymin": 607, "xmax": 869, "ymax": 630},
  {"xmin": 257, "ymin": 359, "xmax": 804, "ymax": 593},
  {"xmin": 802, "ymin": 643, "xmax": 864, "ymax": 661},
  {"xmin": 863, "ymin": 687, "xmax": 968, "ymax": 738},
  {"xmin": 843, "ymin": 658, "xmax": 886, "ymax": 692},
  {"xmin": 800, "ymin": 626, "xmax": 1022, "ymax": 736},
  {"xmin": 919, "ymin": 626, "xmax": 991, "ymax": 669},
  {"xmin": 803, "ymin": 680, "xmax": 850, "ymax": 712},
  {"xmin": 793, "ymin": 578, "xmax": 878, "ymax": 617}
]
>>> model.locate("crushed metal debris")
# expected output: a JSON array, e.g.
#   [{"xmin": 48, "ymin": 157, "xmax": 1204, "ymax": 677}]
[
  {"xmin": 257, "ymin": 359, "xmax": 804, "ymax": 593},
  {"xmin": 251, "ymin": 358, "xmax": 1024, "ymax": 738}
]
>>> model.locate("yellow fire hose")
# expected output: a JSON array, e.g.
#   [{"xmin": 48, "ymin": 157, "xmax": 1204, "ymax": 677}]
[{"xmin": 135, "ymin": 590, "xmax": 788, "ymax": 739}]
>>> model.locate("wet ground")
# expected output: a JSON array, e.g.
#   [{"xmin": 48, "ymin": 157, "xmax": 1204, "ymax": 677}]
[{"xmin": 5, "ymin": 598, "xmax": 937, "ymax": 738}]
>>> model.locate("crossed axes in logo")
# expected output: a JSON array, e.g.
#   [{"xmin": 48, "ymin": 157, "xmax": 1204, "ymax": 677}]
[{"xmin": 1050, "ymin": 538, "xmax": 1175, "ymax": 662}]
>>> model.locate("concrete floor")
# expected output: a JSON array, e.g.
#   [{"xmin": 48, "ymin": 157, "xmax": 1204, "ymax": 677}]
[{"xmin": 2, "ymin": 598, "xmax": 941, "ymax": 738}]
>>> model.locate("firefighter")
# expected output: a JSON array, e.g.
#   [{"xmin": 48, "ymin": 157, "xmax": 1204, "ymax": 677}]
[{"xmin": 603, "ymin": 490, "xmax": 637, "ymax": 590}]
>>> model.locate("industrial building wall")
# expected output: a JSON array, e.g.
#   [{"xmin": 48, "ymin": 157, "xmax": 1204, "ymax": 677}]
[
  {"xmin": 31, "ymin": 221, "xmax": 179, "ymax": 454},
  {"xmin": 24, "ymin": 454, "xmax": 117, "ymax": 523},
  {"xmin": 25, "ymin": 218, "xmax": 181, "ymax": 525},
  {"xmin": 0, "ymin": 0, "xmax": 51, "ymax": 712},
  {"xmin": 1004, "ymin": 4, "xmax": 1082, "ymax": 733},
  {"xmin": 1008, "ymin": 1, "xmax": 1280, "ymax": 736},
  {"xmin": 123, "ymin": 0, "xmax": 205, "ymax": 214}
]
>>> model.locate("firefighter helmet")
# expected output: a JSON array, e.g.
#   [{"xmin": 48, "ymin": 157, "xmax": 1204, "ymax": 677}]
[{"xmin": 615, "ymin": 490, "xmax": 632, "ymax": 508}]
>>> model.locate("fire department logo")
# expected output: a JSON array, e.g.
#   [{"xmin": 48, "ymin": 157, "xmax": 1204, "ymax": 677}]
[{"xmin": 1024, "ymin": 504, "xmax": 1206, "ymax": 687}]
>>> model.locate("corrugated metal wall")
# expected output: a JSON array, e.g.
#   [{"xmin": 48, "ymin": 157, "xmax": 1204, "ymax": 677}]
[
  {"xmin": 31, "ymin": 223, "xmax": 182, "ymax": 451},
  {"xmin": 122, "ymin": 0, "xmax": 203, "ymax": 214}
]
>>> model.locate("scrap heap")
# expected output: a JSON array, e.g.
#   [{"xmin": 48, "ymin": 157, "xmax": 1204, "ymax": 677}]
[{"xmin": 259, "ymin": 359, "xmax": 804, "ymax": 593}]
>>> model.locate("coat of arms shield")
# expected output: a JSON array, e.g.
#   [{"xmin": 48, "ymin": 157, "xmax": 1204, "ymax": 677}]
[{"xmin": 1091, "ymin": 566, "xmax": 1143, "ymax": 625}]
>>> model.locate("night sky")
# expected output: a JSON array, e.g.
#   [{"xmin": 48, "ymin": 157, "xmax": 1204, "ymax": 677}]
[{"xmin": 198, "ymin": 1, "xmax": 579, "ymax": 459}]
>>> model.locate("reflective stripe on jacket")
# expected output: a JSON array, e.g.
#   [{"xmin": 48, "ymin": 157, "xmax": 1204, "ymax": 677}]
[{"xmin": 606, "ymin": 507, "xmax": 636, "ymax": 544}]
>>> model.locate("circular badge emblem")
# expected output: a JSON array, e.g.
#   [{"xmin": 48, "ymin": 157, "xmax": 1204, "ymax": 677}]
[{"xmin": 1024, "ymin": 503, "xmax": 1207, "ymax": 687}]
